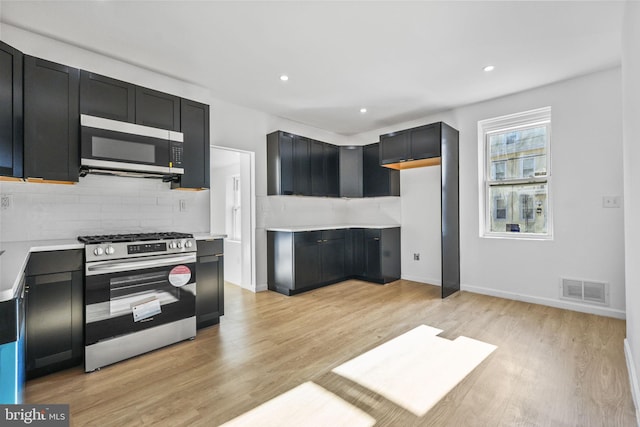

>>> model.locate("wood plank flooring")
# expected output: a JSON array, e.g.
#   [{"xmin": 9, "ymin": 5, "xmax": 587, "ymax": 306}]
[{"xmin": 25, "ymin": 280, "xmax": 637, "ymax": 426}]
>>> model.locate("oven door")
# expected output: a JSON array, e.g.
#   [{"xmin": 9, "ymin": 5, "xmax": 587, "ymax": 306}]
[
  {"xmin": 80, "ymin": 114, "xmax": 184, "ymax": 175},
  {"xmin": 85, "ymin": 253, "xmax": 196, "ymax": 345}
]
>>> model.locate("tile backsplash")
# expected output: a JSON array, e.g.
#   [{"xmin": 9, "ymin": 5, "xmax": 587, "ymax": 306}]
[{"xmin": 0, "ymin": 174, "xmax": 210, "ymax": 242}]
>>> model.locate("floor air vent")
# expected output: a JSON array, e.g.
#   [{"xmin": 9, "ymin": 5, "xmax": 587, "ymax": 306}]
[{"xmin": 560, "ymin": 278, "xmax": 608, "ymax": 305}]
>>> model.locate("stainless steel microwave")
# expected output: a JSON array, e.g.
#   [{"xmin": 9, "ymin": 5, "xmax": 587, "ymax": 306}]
[{"xmin": 80, "ymin": 114, "xmax": 184, "ymax": 178}]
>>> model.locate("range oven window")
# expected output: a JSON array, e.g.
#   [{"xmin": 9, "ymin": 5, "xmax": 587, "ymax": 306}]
[{"xmin": 85, "ymin": 257, "xmax": 196, "ymax": 345}]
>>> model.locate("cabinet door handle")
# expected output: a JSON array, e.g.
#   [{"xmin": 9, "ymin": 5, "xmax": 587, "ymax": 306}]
[
  {"xmin": 374, "ymin": 237, "xmax": 380, "ymax": 240},
  {"xmin": 317, "ymin": 240, "xmax": 323, "ymax": 243}
]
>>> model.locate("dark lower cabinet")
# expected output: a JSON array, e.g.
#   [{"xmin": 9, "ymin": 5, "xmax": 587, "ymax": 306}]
[
  {"xmin": 196, "ymin": 239, "xmax": 224, "ymax": 329},
  {"xmin": 267, "ymin": 227, "xmax": 399, "ymax": 295},
  {"xmin": 0, "ymin": 41, "xmax": 23, "ymax": 178},
  {"xmin": 24, "ymin": 56, "xmax": 80, "ymax": 182},
  {"xmin": 25, "ymin": 250, "xmax": 83, "ymax": 379}
]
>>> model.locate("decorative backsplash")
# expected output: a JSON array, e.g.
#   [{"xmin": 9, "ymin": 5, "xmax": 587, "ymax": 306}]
[{"xmin": 0, "ymin": 174, "xmax": 210, "ymax": 242}]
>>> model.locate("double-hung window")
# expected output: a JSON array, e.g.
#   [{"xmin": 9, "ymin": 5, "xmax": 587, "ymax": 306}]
[{"xmin": 479, "ymin": 107, "xmax": 552, "ymax": 238}]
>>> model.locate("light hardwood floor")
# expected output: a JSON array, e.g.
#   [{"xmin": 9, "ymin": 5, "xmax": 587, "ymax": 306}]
[{"xmin": 26, "ymin": 280, "xmax": 637, "ymax": 426}]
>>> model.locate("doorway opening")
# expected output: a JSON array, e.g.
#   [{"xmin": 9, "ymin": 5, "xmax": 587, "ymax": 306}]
[{"xmin": 210, "ymin": 146, "xmax": 256, "ymax": 291}]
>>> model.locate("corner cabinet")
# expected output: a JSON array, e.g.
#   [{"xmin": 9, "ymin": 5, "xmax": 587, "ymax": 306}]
[
  {"xmin": 267, "ymin": 227, "xmax": 400, "ymax": 296},
  {"xmin": 24, "ymin": 56, "xmax": 80, "ymax": 182},
  {"xmin": 196, "ymin": 239, "xmax": 224, "ymax": 329},
  {"xmin": 363, "ymin": 143, "xmax": 400, "ymax": 197},
  {"xmin": 0, "ymin": 41, "xmax": 23, "ymax": 179},
  {"xmin": 177, "ymin": 99, "xmax": 210, "ymax": 189},
  {"xmin": 25, "ymin": 249, "xmax": 83, "ymax": 379}
]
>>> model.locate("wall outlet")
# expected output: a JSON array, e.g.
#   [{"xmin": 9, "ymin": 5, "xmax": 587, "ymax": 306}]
[
  {"xmin": 413, "ymin": 253, "xmax": 420, "ymax": 261},
  {"xmin": 1, "ymin": 195, "xmax": 12, "ymax": 210},
  {"xmin": 179, "ymin": 199, "xmax": 187, "ymax": 212},
  {"xmin": 603, "ymin": 196, "xmax": 621, "ymax": 208}
]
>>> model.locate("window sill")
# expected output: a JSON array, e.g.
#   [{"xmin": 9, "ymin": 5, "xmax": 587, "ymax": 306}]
[{"xmin": 481, "ymin": 232, "xmax": 553, "ymax": 241}]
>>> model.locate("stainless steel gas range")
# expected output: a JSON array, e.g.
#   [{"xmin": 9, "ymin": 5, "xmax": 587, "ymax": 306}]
[{"xmin": 77, "ymin": 232, "xmax": 197, "ymax": 372}]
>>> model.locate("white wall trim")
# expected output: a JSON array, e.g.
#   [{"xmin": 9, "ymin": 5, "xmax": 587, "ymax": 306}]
[
  {"xmin": 624, "ymin": 339, "xmax": 640, "ymax": 427},
  {"xmin": 256, "ymin": 283, "xmax": 268, "ymax": 292},
  {"xmin": 402, "ymin": 275, "xmax": 441, "ymax": 287},
  {"xmin": 461, "ymin": 283, "xmax": 626, "ymax": 319}
]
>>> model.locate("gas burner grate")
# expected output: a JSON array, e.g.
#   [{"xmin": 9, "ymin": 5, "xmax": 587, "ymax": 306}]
[{"xmin": 78, "ymin": 232, "xmax": 193, "ymax": 244}]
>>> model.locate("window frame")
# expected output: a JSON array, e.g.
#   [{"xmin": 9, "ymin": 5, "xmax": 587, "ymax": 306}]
[{"xmin": 478, "ymin": 107, "xmax": 553, "ymax": 240}]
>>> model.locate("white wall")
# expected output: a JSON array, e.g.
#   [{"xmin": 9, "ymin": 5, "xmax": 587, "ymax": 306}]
[
  {"xmin": 622, "ymin": 0, "xmax": 640, "ymax": 418},
  {"xmin": 353, "ymin": 67, "xmax": 625, "ymax": 318}
]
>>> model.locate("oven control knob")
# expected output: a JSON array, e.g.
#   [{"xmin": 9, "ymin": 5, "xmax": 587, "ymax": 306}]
[
  {"xmin": 185, "ymin": 241, "xmax": 193, "ymax": 249},
  {"xmin": 177, "ymin": 241, "xmax": 184, "ymax": 249},
  {"xmin": 94, "ymin": 247, "xmax": 104, "ymax": 256},
  {"xmin": 105, "ymin": 246, "xmax": 115, "ymax": 255},
  {"xmin": 169, "ymin": 242, "xmax": 176, "ymax": 249}
]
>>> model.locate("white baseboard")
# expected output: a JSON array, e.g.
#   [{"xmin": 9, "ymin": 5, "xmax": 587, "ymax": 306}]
[
  {"xmin": 401, "ymin": 274, "xmax": 441, "ymax": 286},
  {"xmin": 624, "ymin": 339, "xmax": 640, "ymax": 427},
  {"xmin": 255, "ymin": 283, "xmax": 268, "ymax": 292},
  {"xmin": 461, "ymin": 283, "xmax": 626, "ymax": 319}
]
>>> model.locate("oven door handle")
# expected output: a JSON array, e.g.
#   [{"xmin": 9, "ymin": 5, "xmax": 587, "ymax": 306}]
[{"xmin": 86, "ymin": 254, "xmax": 197, "ymax": 276}]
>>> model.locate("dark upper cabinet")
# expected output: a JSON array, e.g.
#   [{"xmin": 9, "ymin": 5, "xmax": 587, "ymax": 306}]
[
  {"xmin": 25, "ymin": 250, "xmax": 83, "ymax": 379},
  {"xmin": 310, "ymin": 140, "xmax": 326, "ymax": 196},
  {"xmin": 324, "ymin": 143, "xmax": 339, "ymax": 197},
  {"xmin": 135, "ymin": 86, "xmax": 181, "ymax": 131},
  {"xmin": 293, "ymin": 136, "xmax": 311, "ymax": 195},
  {"xmin": 267, "ymin": 131, "xmax": 294, "ymax": 195},
  {"xmin": 363, "ymin": 143, "xmax": 400, "ymax": 197},
  {"xmin": 0, "ymin": 41, "xmax": 23, "ymax": 178},
  {"xmin": 179, "ymin": 99, "xmax": 210, "ymax": 189},
  {"xmin": 339, "ymin": 146, "xmax": 363, "ymax": 198},
  {"xmin": 79, "ymin": 71, "xmax": 135, "ymax": 122},
  {"xmin": 310, "ymin": 140, "xmax": 339, "ymax": 197},
  {"xmin": 24, "ymin": 56, "xmax": 80, "ymax": 182},
  {"xmin": 380, "ymin": 122, "xmax": 442, "ymax": 165}
]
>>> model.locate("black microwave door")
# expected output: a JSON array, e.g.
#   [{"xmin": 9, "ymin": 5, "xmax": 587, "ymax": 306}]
[{"xmin": 81, "ymin": 126, "xmax": 170, "ymax": 169}]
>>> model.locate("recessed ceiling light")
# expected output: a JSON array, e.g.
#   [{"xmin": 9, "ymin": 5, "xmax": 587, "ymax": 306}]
[
  {"xmin": 483, "ymin": 65, "xmax": 495, "ymax": 72},
  {"xmin": 280, "ymin": 75, "xmax": 289, "ymax": 81},
  {"xmin": 360, "ymin": 108, "xmax": 367, "ymax": 113}
]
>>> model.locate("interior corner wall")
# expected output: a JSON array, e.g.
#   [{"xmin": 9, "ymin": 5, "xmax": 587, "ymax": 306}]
[
  {"xmin": 622, "ymin": 0, "xmax": 640, "ymax": 416},
  {"xmin": 352, "ymin": 67, "xmax": 625, "ymax": 318}
]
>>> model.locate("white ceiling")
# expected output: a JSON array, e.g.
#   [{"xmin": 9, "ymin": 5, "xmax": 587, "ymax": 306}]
[{"xmin": 0, "ymin": 1, "xmax": 625, "ymax": 136}]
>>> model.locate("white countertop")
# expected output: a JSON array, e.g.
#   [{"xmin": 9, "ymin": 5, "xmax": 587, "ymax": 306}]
[
  {"xmin": 266, "ymin": 224, "xmax": 400, "ymax": 232},
  {"xmin": 193, "ymin": 233, "xmax": 227, "ymax": 240},
  {"xmin": 0, "ymin": 239, "xmax": 84, "ymax": 302}
]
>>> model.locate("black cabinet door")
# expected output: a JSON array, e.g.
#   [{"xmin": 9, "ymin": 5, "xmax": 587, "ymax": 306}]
[
  {"xmin": 25, "ymin": 250, "xmax": 83, "ymax": 379},
  {"xmin": 0, "ymin": 41, "xmax": 23, "ymax": 178},
  {"xmin": 363, "ymin": 143, "xmax": 400, "ymax": 197},
  {"xmin": 379, "ymin": 132, "xmax": 408, "ymax": 165},
  {"xmin": 79, "ymin": 70, "xmax": 135, "ymax": 122},
  {"xmin": 267, "ymin": 131, "xmax": 294, "ymax": 195},
  {"xmin": 179, "ymin": 99, "xmax": 210, "ymax": 189},
  {"xmin": 339, "ymin": 146, "xmax": 363, "ymax": 198},
  {"xmin": 321, "ymin": 231, "xmax": 345, "ymax": 282},
  {"xmin": 351, "ymin": 228, "xmax": 365, "ymax": 277},
  {"xmin": 310, "ymin": 140, "xmax": 326, "ymax": 196},
  {"xmin": 324, "ymin": 143, "xmax": 339, "ymax": 197},
  {"xmin": 409, "ymin": 123, "xmax": 441, "ymax": 159},
  {"xmin": 24, "ymin": 56, "xmax": 79, "ymax": 182},
  {"xmin": 364, "ymin": 229, "xmax": 382, "ymax": 281},
  {"xmin": 196, "ymin": 239, "xmax": 224, "ymax": 329},
  {"xmin": 293, "ymin": 136, "xmax": 311, "ymax": 195},
  {"xmin": 135, "ymin": 86, "xmax": 180, "ymax": 131},
  {"xmin": 294, "ymin": 232, "xmax": 321, "ymax": 289}
]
